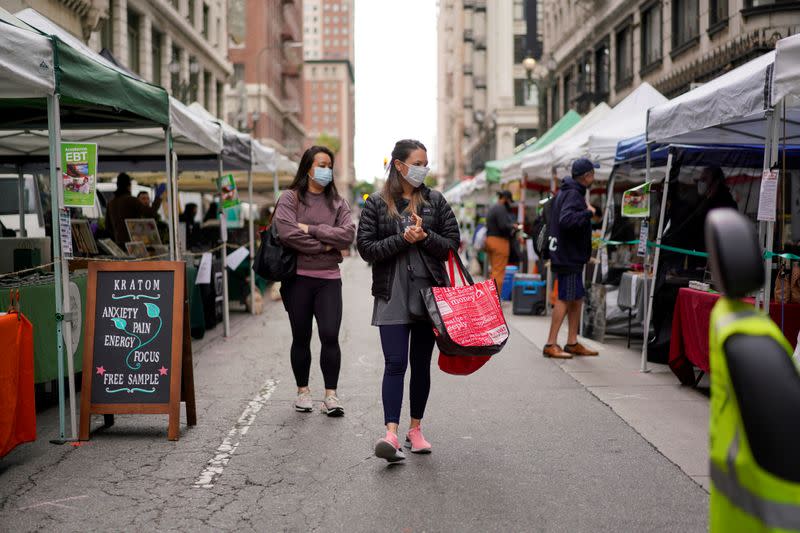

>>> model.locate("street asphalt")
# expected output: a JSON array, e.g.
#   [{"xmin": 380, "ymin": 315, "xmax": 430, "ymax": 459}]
[{"xmin": 0, "ymin": 258, "xmax": 707, "ymax": 532}]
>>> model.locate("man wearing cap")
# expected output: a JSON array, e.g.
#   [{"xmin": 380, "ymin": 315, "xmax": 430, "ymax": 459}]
[
  {"xmin": 543, "ymin": 158, "xmax": 600, "ymax": 358},
  {"xmin": 485, "ymin": 190, "xmax": 518, "ymax": 295}
]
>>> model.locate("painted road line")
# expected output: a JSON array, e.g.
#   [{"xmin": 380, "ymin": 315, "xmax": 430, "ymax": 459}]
[
  {"xmin": 193, "ymin": 379, "xmax": 278, "ymax": 489},
  {"xmin": 17, "ymin": 495, "xmax": 89, "ymax": 511}
]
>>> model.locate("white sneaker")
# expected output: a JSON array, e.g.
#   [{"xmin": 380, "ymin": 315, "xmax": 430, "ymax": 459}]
[
  {"xmin": 321, "ymin": 394, "xmax": 344, "ymax": 417},
  {"xmin": 295, "ymin": 390, "xmax": 313, "ymax": 412}
]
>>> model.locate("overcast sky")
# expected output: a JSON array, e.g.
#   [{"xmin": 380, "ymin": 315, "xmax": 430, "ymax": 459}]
[{"xmin": 353, "ymin": 0, "xmax": 438, "ymax": 183}]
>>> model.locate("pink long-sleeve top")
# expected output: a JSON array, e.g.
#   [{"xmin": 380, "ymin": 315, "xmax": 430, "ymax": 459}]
[{"xmin": 273, "ymin": 189, "xmax": 356, "ymax": 279}]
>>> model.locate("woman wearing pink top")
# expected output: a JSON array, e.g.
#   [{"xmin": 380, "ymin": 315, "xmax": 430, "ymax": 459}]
[{"xmin": 273, "ymin": 146, "xmax": 356, "ymax": 416}]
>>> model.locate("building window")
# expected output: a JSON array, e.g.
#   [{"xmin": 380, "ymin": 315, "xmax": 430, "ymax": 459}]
[
  {"xmin": 513, "ymin": 0, "xmax": 526, "ymax": 20},
  {"xmin": 171, "ymin": 45, "xmax": 181, "ymax": 93},
  {"xmin": 203, "ymin": 71, "xmax": 211, "ymax": 110},
  {"xmin": 188, "ymin": 0, "xmax": 196, "ymax": 27},
  {"xmin": 216, "ymin": 81, "xmax": 223, "ymax": 117},
  {"xmin": 563, "ymin": 70, "xmax": 574, "ymax": 112},
  {"xmin": 615, "ymin": 21, "xmax": 633, "ymax": 89},
  {"xmin": 576, "ymin": 53, "xmax": 592, "ymax": 113},
  {"xmin": 594, "ymin": 42, "xmax": 610, "ymax": 101},
  {"xmin": 641, "ymin": 2, "xmax": 662, "ymax": 70},
  {"xmin": 202, "ymin": 3, "xmax": 210, "ymax": 38},
  {"xmin": 189, "ymin": 57, "xmax": 199, "ymax": 102},
  {"xmin": 127, "ymin": 10, "xmax": 141, "ymax": 74},
  {"xmin": 100, "ymin": 1, "xmax": 114, "ymax": 52},
  {"xmin": 513, "ymin": 35, "xmax": 527, "ymax": 64},
  {"xmin": 514, "ymin": 79, "xmax": 537, "ymax": 107},
  {"xmin": 709, "ymin": 0, "xmax": 728, "ymax": 28},
  {"xmin": 233, "ymin": 63, "xmax": 245, "ymax": 85},
  {"xmin": 672, "ymin": 0, "xmax": 699, "ymax": 51},
  {"xmin": 151, "ymin": 30, "xmax": 162, "ymax": 85}
]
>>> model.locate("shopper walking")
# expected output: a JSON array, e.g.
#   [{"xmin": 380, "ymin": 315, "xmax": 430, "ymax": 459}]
[
  {"xmin": 485, "ymin": 190, "xmax": 517, "ymax": 294},
  {"xmin": 273, "ymin": 146, "xmax": 356, "ymax": 416},
  {"xmin": 543, "ymin": 158, "xmax": 600, "ymax": 359},
  {"xmin": 357, "ymin": 139, "xmax": 460, "ymax": 463}
]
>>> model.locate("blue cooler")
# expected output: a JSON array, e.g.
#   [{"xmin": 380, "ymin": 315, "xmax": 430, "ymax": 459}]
[
  {"xmin": 512, "ymin": 273, "xmax": 547, "ymax": 315},
  {"xmin": 501, "ymin": 266, "xmax": 518, "ymax": 301}
]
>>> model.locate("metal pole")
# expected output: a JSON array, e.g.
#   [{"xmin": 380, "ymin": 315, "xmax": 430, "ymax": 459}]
[
  {"xmin": 172, "ymin": 151, "xmax": 180, "ymax": 259},
  {"xmin": 47, "ymin": 95, "xmax": 76, "ymax": 441},
  {"xmin": 641, "ymin": 149, "xmax": 673, "ymax": 373},
  {"xmin": 164, "ymin": 128, "xmax": 175, "ymax": 261},
  {"xmin": 247, "ymin": 168, "xmax": 256, "ymax": 315},
  {"xmin": 219, "ymin": 156, "xmax": 230, "ymax": 337},
  {"xmin": 17, "ymin": 165, "xmax": 26, "ymax": 237},
  {"xmin": 762, "ymin": 105, "xmax": 781, "ymax": 312},
  {"xmin": 640, "ymin": 143, "xmax": 652, "ymax": 372},
  {"xmin": 273, "ymin": 168, "xmax": 280, "ymax": 202},
  {"xmin": 592, "ymin": 174, "xmax": 615, "ymax": 286}
]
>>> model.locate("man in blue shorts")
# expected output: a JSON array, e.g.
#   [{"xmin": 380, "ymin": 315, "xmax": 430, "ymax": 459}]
[{"xmin": 542, "ymin": 158, "xmax": 600, "ymax": 359}]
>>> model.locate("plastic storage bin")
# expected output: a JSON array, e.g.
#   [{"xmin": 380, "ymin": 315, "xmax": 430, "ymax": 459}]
[
  {"xmin": 501, "ymin": 266, "xmax": 519, "ymax": 301},
  {"xmin": 512, "ymin": 273, "xmax": 547, "ymax": 315}
]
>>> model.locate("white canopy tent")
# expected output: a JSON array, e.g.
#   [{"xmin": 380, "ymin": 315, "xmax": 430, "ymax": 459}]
[
  {"xmin": 555, "ymin": 83, "xmax": 668, "ymax": 180},
  {"xmin": 638, "ymin": 35, "xmax": 800, "ymax": 372},
  {"xmin": 520, "ymin": 103, "xmax": 611, "ymax": 183}
]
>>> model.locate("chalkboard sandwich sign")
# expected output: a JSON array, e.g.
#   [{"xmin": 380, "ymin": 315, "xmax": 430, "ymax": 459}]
[{"xmin": 79, "ymin": 261, "xmax": 196, "ymax": 441}]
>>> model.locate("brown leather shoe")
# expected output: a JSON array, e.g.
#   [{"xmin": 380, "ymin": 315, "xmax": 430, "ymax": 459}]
[
  {"xmin": 543, "ymin": 344, "xmax": 573, "ymax": 359},
  {"xmin": 564, "ymin": 342, "xmax": 599, "ymax": 356}
]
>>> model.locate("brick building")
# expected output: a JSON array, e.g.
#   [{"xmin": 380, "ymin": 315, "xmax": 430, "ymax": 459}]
[
  {"xmin": 227, "ymin": 0, "xmax": 306, "ymax": 158},
  {"xmin": 302, "ymin": 0, "xmax": 355, "ymax": 193}
]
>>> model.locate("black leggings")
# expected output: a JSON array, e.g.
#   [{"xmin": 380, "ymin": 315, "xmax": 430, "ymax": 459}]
[
  {"xmin": 379, "ymin": 323, "xmax": 436, "ymax": 424},
  {"xmin": 281, "ymin": 276, "xmax": 343, "ymax": 390}
]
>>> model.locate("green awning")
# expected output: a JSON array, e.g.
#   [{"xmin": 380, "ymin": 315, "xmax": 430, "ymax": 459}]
[
  {"xmin": 0, "ymin": 8, "xmax": 170, "ymax": 129},
  {"xmin": 484, "ymin": 110, "xmax": 582, "ymax": 183}
]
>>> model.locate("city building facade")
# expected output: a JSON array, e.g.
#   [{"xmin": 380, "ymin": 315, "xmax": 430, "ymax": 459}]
[
  {"xmin": 6, "ymin": 0, "xmax": 231, "ymax": 119},
  {"xmin": 437, "ymin": 0, "xmax": 542, "ymax": 182},
  {"xmin": 541, "ymin": 0, "xmax": 800, "ymax": 129},
  {"xmin": 227, "ymin": 0, "xmax": 305, "ymax": 158},
  {"xmin": 302, "ymin": 0, "xmax": 355, "ymax": 192}
]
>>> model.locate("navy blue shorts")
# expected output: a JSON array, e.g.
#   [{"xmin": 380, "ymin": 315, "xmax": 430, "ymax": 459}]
[{"xmin": 556, "ymin": 270, "xmax": 585, "ymax": 301}]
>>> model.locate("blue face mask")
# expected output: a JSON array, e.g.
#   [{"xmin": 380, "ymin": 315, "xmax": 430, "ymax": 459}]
[{"xmin": 311, "ymin": 167, "xmax": 333, "ymax": 187}]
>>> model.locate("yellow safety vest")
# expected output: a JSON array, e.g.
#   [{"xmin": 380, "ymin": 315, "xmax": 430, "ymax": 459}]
[{"xmin": 710, "ymin": 297, "xmax": 800, "ymax": 532}]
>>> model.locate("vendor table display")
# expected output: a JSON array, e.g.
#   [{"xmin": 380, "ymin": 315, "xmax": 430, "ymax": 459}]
[
  {"xmin": 669, "ymin": 287, "xmax": 800, "ymax": 385},
  {"xmin": 0, "ymin": 274, "xmax": 87, "ymax": 384},
  {"xmin": 0, "ymin": 312, "xmax": 35, "ymax": 457}
]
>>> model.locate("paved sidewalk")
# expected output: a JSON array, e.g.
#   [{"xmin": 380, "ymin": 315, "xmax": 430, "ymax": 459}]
[{"xmin": 506, "ymin": 310, "xmax": 710, "ymax": 491}]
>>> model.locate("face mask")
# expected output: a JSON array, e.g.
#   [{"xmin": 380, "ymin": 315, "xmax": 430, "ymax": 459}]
[
  {"xmin": 696, "ymin": 181, "xmax": 709, "ymax": 196},
  {"xmin": 400, "ymin": 161, "xmax": 429, "ymax": 188},
  {"xmin": 311, "ymin": 167, "xmax": 333, "ymax": 187}
]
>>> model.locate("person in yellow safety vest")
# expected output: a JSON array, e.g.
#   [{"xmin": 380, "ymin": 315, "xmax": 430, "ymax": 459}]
[{"xmin": 706, "ymin": 208, "xmax": 800, "ymax": 532}]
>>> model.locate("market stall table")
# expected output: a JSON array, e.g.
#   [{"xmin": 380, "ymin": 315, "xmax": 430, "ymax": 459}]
[{"xmin": 668, "ymin": 287, "xmax": 800, "ymax": 385}]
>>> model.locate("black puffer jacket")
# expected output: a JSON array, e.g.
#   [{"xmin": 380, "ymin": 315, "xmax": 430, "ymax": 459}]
[{"xmin": 357, "ymin": 186, "xmax": 460, "ymax": 299}]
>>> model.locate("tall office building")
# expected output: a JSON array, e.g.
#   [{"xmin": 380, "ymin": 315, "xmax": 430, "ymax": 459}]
[
  {"xmin": 227, "ymin": 0, "xmax": 306, "ymax": 158},
  {"xmin": 302, "ymin": 0, "xmax": 355, "ymax": 193},
  {"xmin": 437, "ymin": 0, "xmax": 541, "ymax": 183}
]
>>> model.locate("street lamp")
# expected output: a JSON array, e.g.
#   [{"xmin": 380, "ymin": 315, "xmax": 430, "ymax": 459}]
[{"xmin": 168, "ymin": 58, "xmax": 200, "ymax": 103}]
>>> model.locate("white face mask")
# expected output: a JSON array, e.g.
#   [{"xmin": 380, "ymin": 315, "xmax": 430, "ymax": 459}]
[{"xmin": 399, "ymin": 160, "xmax": 429, "ymax": 188}]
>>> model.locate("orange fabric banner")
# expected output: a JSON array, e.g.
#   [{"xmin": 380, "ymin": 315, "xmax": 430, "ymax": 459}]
[{"xmin": 0, "ymin": 313, "xmax": 36, "ymax": 457}]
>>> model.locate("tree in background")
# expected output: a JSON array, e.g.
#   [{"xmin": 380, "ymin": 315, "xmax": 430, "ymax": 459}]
[{"xmin": 315, "ymin": 133, "xmax": 341, "ymax": 154}]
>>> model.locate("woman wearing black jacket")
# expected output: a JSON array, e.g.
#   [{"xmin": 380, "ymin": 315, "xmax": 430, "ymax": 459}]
[{"xmin": 357, "ymin": 139, "xmax": 460, "ymax": 463}]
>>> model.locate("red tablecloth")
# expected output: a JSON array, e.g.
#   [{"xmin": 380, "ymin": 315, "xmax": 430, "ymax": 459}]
[
  {"xmin": 0, "ymin": 312, "xmax": 36, "ymax": 457},
  {"xmin": 668, "ymin": 288, "xmax": 800, "ymax": 385}
]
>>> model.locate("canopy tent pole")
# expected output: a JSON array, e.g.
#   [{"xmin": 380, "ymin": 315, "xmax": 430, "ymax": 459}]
[
  {"xmin": 761, "ymin": 105, "xmax": 781, "ymax": 311},
  {"xmin": 641, "ymin": 149, "xmax": 673, "ymax": 373},
  {"xmin": 248, "ymin": 167, "xmax": 256, "ymax": 315},
  {"xmin": 219, "ymin": 156, "xmax": 230, "ymax": 337},
  {"xmin": 17, "ymin": 165, "xmax": 26, "ymax": 237},
  {"xmin": 273, "ymin": 168, "xmax": 280, "ymax": 202},
  {"xmin": 163, "ymin": 127, "xmax": 175, "ymax": 261},
  {"xmin": 640, "ymin": 143, "xmax": 653, "ymax": 373},
  {"xmin": 46, "ymin": 94, "xmax": 77, "ymax": 442}
]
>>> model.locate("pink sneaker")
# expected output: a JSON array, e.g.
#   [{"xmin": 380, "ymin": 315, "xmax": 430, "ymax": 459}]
[
  {"xmin": 404, "ymin": 426, "xmax": 432, "ymax": 454},
  {"xmin": 374, "ymin": 431, "xmax": 406, "ymax": 463}
]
